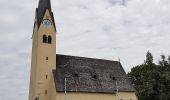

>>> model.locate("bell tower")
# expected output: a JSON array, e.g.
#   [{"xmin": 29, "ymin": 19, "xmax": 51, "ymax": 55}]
[{"xmin": 29, "ymin": 0, "xmax": 56, "ymax": 100}]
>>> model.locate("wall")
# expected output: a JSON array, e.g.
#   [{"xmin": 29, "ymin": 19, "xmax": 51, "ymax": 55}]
[{"xmin": 55, "ymin": 92, "xmax": 137, "ymax": 100}]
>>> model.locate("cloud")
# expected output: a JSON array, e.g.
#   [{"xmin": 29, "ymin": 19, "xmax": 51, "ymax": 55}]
[
  {"xmin": 0, "ymin": 0, "xmax": 170, "ymax": 100},
  {"xmin": 56, "ymin": 0, "xmax": 170, "ymax": 68}
]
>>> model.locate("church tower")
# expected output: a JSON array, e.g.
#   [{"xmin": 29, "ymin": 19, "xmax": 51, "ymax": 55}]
[{"xmin": 29, "ymin": 0, "xmax": 56, "ymax": 100}]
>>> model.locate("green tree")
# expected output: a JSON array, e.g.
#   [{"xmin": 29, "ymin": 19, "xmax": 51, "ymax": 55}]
[
  {"xmin": 128, "ymin": 52, "xmax": 170, "ymax": 100},
  {"xmin": 145, "ymin": 51, "xmax": 153, "ymax": 65}
]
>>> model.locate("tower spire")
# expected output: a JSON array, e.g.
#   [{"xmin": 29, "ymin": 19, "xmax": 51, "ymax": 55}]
[
  {"xmin": 36, "ymin": 0, "xmax": 56, "ymax": 30},
  {"xmin": 38, "ymin": 0, "xmax": 52, "ymax": 12}
]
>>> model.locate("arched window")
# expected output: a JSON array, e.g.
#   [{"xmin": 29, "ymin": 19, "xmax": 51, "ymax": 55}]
[
  {"xmin": 48, "ymin": 35, "xmax": 52, "ymax": 44},
  {"xmin": 35, "ymin": 97, "xmax": 39, "ymax": 100},
  {"xmin": 43, "ymin": 35, "xmax": 47, "ymax": 43}
]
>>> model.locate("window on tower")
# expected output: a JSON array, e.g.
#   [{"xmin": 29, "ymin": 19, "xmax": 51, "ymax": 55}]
[
  {"xmin": 45, "ymin": 90, "xmax": 47, "ymax": 94},
  {"xmin": 43, "ymin": 35, "xmax": 47, "ymax": 43},
  {"xmin": 46, "ymin": 74, "xmax": 48, "ymax": 79},
  {"xmin": 35, "ymin": 97, "xmax": 39, "ymax": 100},
  {"xmin": 48, "ymin": 35, "xmax": 52, "ymax": 44},
  {"xmin": 46, "ymin": 57, "xmax": 48, "ymax": 60}
]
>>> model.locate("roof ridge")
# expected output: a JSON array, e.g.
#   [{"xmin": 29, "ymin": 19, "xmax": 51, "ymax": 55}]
[{"xmin": 56, "ymin": 54, "xmax": 119, "ymax": 63}]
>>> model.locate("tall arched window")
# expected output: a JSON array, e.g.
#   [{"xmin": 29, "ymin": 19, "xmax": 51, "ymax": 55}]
[
  {"xmin": 48, "ymin": 35, "xmax": 52, "ymax": 44},
  {"xmin": 35, "ymin": 97, "xmax": 39, "ymax": 100},
  {"xmin": 43, "ymin": 35, "xmax": 47, "ymax": 43}
]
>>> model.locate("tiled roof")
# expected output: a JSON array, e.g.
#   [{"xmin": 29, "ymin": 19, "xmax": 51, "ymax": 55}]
[{"xmin": 53, "ymin": 54, "xmax": 135, "ymax": 93}]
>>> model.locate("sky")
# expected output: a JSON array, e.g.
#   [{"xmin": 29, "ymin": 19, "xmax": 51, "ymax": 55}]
[{"xmin": 0, "ymin": 0, "xmax": 170, "ymax": 99}]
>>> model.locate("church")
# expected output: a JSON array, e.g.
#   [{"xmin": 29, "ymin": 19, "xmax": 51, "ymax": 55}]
[{"xmin": 29, "ymin": 0, "xmax": 137, "ymax": 100}]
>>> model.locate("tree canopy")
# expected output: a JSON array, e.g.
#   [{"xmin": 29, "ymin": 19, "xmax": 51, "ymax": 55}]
[{"xmin": 128, "ymin": 51, "xmax": 170, "ymax": 100}]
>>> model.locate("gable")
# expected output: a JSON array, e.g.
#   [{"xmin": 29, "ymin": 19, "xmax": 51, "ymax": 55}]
[{"xmin": 53, "ymin": 54, "xmax": 135, "ymax": 93}]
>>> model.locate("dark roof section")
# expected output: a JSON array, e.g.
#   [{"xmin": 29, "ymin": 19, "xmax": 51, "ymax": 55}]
[
  {"xmin": 53, "ymin": 54, "xmax": 135, "ymax": 93},
  {"xmin": 36, "ymin": 0, "xmax": 56, "ymax": 30}
]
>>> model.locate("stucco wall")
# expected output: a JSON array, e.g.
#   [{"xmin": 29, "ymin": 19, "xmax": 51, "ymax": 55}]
[{"xmin": 55, "ymin": 92, "xmax": 137, "ymax": 100}]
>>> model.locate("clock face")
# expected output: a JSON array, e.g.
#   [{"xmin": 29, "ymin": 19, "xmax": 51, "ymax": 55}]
[{"xmin": 42, "ymin": 19, "xmax": 52, "ymax": 27}]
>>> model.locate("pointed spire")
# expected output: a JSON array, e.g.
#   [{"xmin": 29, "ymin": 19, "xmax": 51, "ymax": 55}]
[
  {"xmin": 38, "ymin": 0, "xmax": 51, "ymax": 12},
  {"xmin": 37, "ymin": 0, "xmax": 52, "ymax": 24},
  {"xmin": 36, "ymin": 0, "xmax": 56, "ymax": 30}
]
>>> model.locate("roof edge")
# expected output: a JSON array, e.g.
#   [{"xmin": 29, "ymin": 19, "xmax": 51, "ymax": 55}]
[{"xmin": 56, "ymin": 54, "xmax": 120, "ymax": 63}]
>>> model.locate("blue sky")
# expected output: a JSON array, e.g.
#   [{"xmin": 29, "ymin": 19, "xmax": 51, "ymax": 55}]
[{"xmin": 0, "ymin": 0, "xmax": 170, "ymax": 99}]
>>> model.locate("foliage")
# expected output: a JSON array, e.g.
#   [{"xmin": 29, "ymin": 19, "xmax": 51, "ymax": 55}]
[{"xmin": 128, "ymin": 51, "xmax": 170, "ymax": 100}]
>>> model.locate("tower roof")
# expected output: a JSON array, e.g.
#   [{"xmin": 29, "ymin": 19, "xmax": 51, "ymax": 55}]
[
  {"xmin": 38, "ymin": 0, "xmax": 51, "ymax": 16},
  {"xmin": 36, "ymin": 0, "xmax": 56, "ymax": 30}
]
